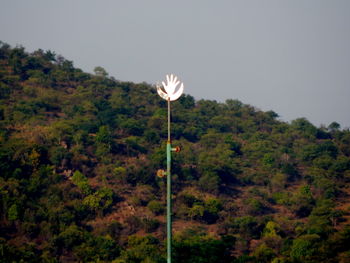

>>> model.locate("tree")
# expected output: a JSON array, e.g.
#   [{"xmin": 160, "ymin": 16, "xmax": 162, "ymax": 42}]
[
  {"xmin": 252, "ymin": 243, "xmax": 276, "ymax": 263},
  {"xmin": 71, "ymin": 170, "xmax": 91, "ymax": 195},
  {"xmin": 83, "ymin": 187, "xmax": 114, "ymax": 215},
  {"xmin": 270, "ymin": 173, "xmax": 287, "ymax": 193},
  {"xmin": 53, "ymin": 224, "xmax": 87, "ymax": 249},
  {"xmin": 189, "ymin": 204, "xmax": 205, "ymax": 221},
  {"xmin": 290, "ymin": 185, "xmax": 314, "ymax": 218},
  {"xmin": 263, "ymin": 221, "xmax": 280, "ymax": 238},
  {"xmin": 95, "ymin": 125, "xmax": 113, "ymax": 160},
  {"xmin": 147, "ymin": 200, "xmax": 164, "ymax": 215},
  {"xmin": 290, "ymin": 234, "xmax": 321, "ymax": 262},
  {"xmin": 173, "ymin": 230, "xmax": 234, "ymax": 263},
  {"xmin": 116, "ymin": 235, "xmax": 165, "ymax": 263},
  {"xmin": 113, "ymin": 166, "xmax": 127, "ymax": 183},
  {"xmin": 8, "ymin": 203, "xmax": 19, "ymax": 221},
  {"xmin": 328, "ymin": 121, "xmax": 340, "ymax": 132},
  {"xmin": 198, "ymin": 143, "xmax": 238, "ymax": 185},
  {"xmin": 94, "ymin": 66, "xmax": 108, "ymax": 77},
  {"xmin": 73, "ymin": 236, "xmax": 120, "ymax": 262},
  {"xmin": 95, "ymin": 125, "xmax": 112, "ymax": 145},
  {"xmin": 198, "ymin": 172, "xmax": 220, "ymax": 194},
  {"xmin": 291, "ymin": 118, "xmax": 318, "ymax": 138},
  {"xmin": 230, "ymin": 216, "xmax": 261, "ymax": 239}
]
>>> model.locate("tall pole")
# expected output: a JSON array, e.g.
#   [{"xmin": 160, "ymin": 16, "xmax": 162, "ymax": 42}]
[
  {"xmin": 156, "ymin": 74, "xmax": 184, "ymax": 263},
  {"xmin": 167, "ymin": 98, "xmax": 172, "ymax": 263}
]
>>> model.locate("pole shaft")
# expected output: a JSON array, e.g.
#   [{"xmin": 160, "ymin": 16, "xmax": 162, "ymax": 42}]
[
  {"xmin": 167, "ymin": 99, "xmax": 172, "ymax": 263},
  {"xmin": 168, "ymin": 98, "xmax": 171, "ymax": 142},
  {"xmin": 167, "ymin": 142, "xmax": 171, "ymax": 263}
]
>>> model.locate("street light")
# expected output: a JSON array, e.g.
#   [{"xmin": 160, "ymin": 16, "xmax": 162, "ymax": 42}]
[{"xmin": 156, "ymin": 74, "xmax": 184, "ymax": 263}]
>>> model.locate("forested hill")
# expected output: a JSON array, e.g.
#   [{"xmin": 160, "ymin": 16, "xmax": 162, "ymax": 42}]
[{"xmin": 1, "ymin": 41, "xmax": 350, "ymax": 263}]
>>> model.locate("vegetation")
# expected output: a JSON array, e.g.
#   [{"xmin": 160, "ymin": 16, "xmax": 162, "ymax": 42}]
[{"xmin": 1, "ymin": 41, "xmax": 350, "ymax": 262}]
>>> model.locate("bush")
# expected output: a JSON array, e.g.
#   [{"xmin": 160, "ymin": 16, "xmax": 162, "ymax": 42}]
[
  {"xmin": 173, "ymin": 231, "xmax": 234, "ymax": 263},
  {"xmin": 71, "ymin": 170, "xmax": 91, "ymax": 195},
  {"xmin": 203, "ymin": 198, "xmax": 223, "ymax": 224},
  {"xmin": 252, "ymin": 243, "xmax": 276, "ymax": 263},
  {"xmin": 142, "ymin": 218, "xmax": 160, "ymax": 233},
  {"xmin": 116, "ymin": 235, "xmax": 165, "ymax": 263},
  {"xmin": 198, "ymin": 172, "xmax": 220, "ymax": 194},
  {"xmin": 244, "ymin": 198, "xmax": 266, "ymax": 216},
  {"xmin": 177, "ymin": 192, "xmax": 199, "ymax": 207},
  {"xmin": 147, "ymin": 200, "xmax": 164, "ymax": 215},
  {"xmin": 53, "ymin": 225, "xmax": 87, "ymax": 249},
  {"xmin": 290, "ymin": 234, "xmax": 321, "ymax": 262},
  {"xmin": 231, "ymin": 216, "xmax": 261, "ymax": 239}
]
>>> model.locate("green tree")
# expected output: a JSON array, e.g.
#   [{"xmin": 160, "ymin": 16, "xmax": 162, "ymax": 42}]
[
  {"xmin": 252, "ymin": 243, "xmax": 276, "ymax": 263},
  {"xmin": 198, "ymin": 172, "xmax": 220, "ymax": 194},
  {"xmin": 94, "ymin": 66, "xmax": 108, "ymax": 77},
  {"xmin": 8, "ymin": 203, "xmax": 19, "ymax": 221},
  {"xmin": 173, "ymin": 230, "xmax": 234, "ymax": 263},
  {"xmin": 290, "ymin": 234, "xmax": 321, "ymax": 263},
  {"xmin": 71, "ymin": 170, "xmax": 91, "ymax": 195},
  {"xmin": 147, "ymin": 200, "xmax": 164, "ymax": 215},
  {"xmin": 113, "ymin": 166, "xmax": 127, "ymax": 183},
  {"xmin": 53, "ymin": 224, "xmax": 87, "ymax": 250},
  {"xmin": 116, "ymin": 235, "xmax": 165, "ymax": 263},
  {"xmin": 328, "ymin": 121, "xmax": 340, "ymax": 132}
]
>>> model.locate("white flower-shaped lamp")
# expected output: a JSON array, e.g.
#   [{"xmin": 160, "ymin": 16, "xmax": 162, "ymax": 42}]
[{"xmin": 156, "ymin": 74, "xmax": 184, "ymax": 101}]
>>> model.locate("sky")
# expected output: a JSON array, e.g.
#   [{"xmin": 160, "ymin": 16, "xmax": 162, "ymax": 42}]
[{"xmin": 1, "ymin": 0, "xmax": 350, "ymax": 128}]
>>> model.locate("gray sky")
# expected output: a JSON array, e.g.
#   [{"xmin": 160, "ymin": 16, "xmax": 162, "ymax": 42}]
[{"xmin": 1, "ymin": 0, "xmax": 350, "ymax": 128}]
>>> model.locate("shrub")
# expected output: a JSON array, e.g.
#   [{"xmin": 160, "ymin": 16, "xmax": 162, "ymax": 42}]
[
  {"xmin": 198, "ymin": 173, "xmax": 220, "ymax": 194},
  {"xmin": 147, "ymin": 200, "xmax": 164, "ymax": 215},
  {"xmin": 142, "ymin": 218, "xmax": 160, "ymax": 233},
  {"xmin": 252, "ymin": 243, "xmax": 276, "ymax": 263},
  {"xmin": 71, "ymin": 170, "xmax": 91, "ymax": 195},
  {"xmin": 244, "ymin": 198, "xmax": 266, "ymax": 216}
]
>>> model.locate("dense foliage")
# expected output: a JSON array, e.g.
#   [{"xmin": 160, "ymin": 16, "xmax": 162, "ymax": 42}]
[{"xmin": 1, "ymin": 41, "xmax": 350, "ymax": 262}]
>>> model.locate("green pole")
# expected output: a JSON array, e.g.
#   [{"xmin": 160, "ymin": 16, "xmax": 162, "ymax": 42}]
[
  {"xmin": 167, "ymin": 98, "xmax": 172, "ymax": 263},
  {"xmin": 167, "ymin": 141, "xmax": 171, "ymax": 263}
]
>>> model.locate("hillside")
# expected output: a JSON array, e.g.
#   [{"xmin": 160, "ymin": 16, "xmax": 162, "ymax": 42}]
[{"xmin": 1, "ymin": 41, "xmax": 350, "ymax": 263}]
